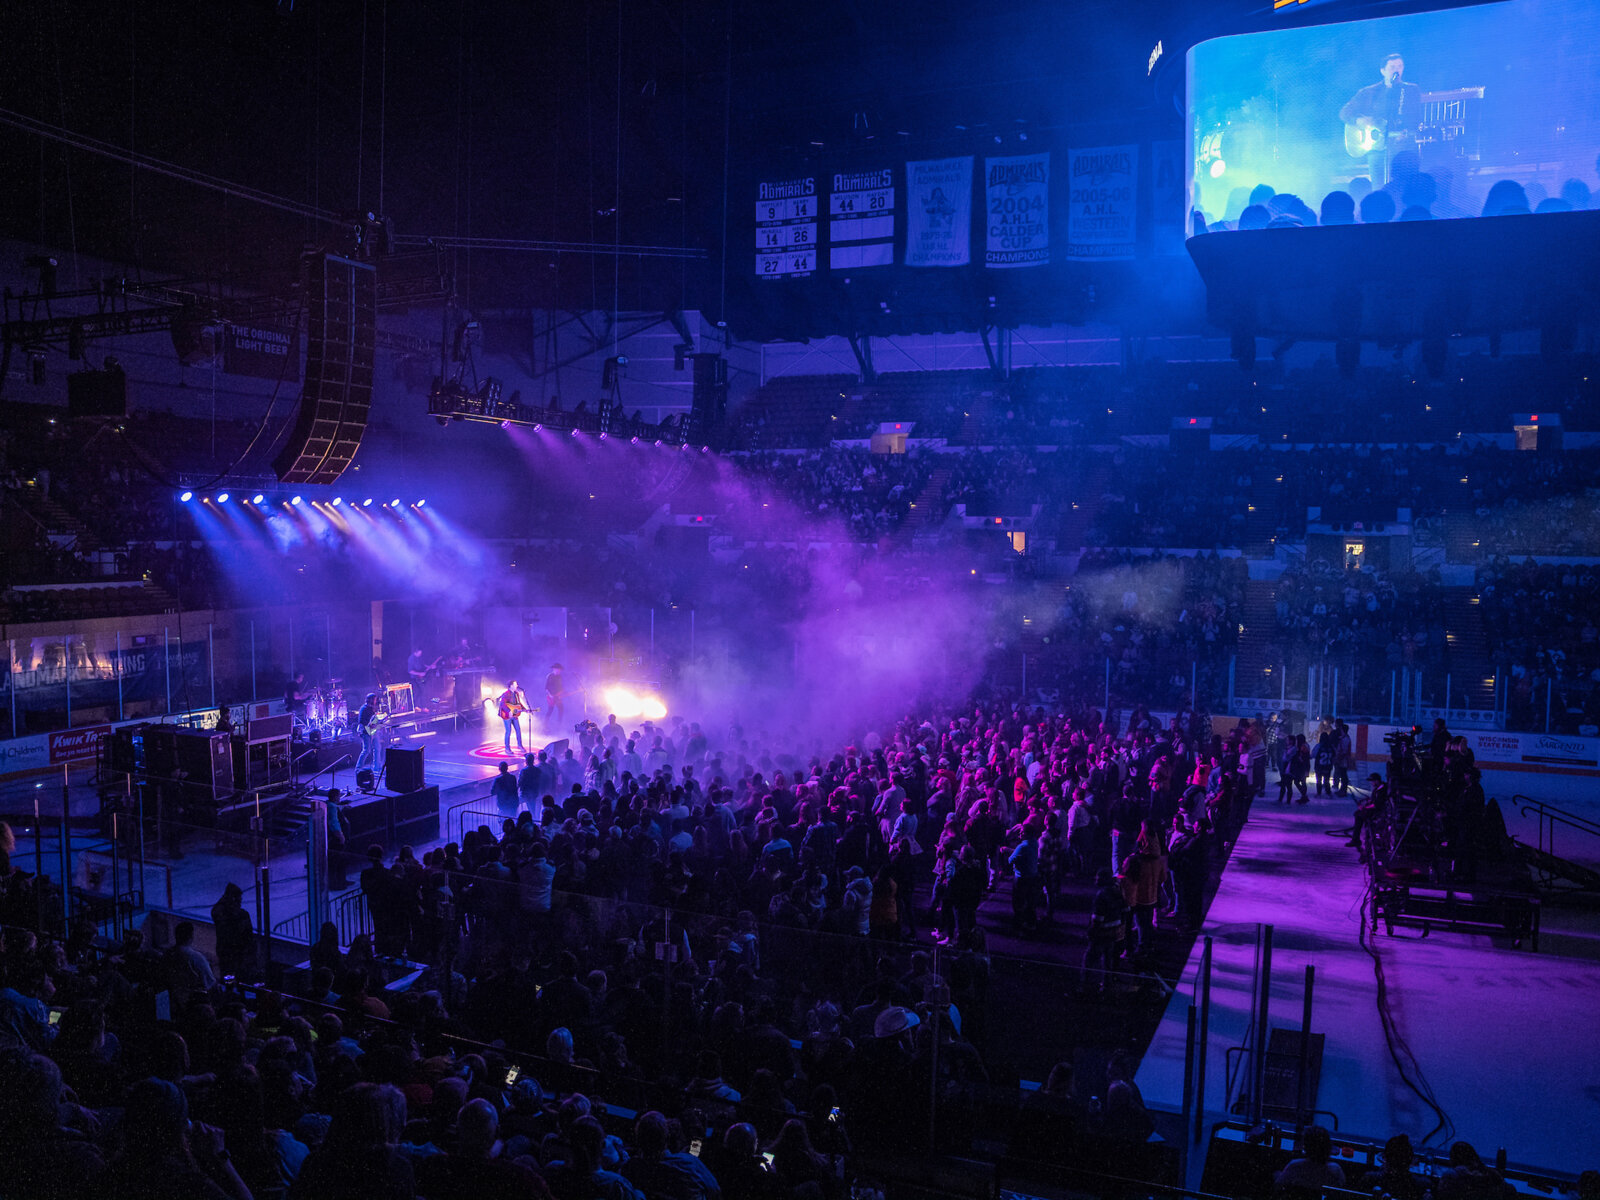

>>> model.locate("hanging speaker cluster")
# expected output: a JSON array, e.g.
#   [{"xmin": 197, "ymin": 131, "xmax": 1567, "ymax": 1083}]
[{"xmin": 273, "ymin": 252, "xmax": 377, "ymax": 485}]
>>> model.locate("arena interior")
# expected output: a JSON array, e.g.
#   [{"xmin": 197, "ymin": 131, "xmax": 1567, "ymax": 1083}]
[{"xmin": 2, "ymin": 2, "xmax": 1599, "ymax": 1199}]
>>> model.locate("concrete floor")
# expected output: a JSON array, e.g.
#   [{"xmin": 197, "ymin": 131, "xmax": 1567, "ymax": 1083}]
[{"xmin": 1137, "ymin": 781, "xmax": 1600, "ymax": 1178}]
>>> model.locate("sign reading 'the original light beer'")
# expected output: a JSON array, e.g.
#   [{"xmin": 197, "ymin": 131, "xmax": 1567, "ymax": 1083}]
[{"xmin": 755, "ymin": 177, "xmax": 818, "ymax": 278}]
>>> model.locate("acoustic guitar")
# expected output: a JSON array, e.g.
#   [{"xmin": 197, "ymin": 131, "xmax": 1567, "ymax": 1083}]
[{"xmin": 1344, "ymin": 117, "xmax": 1409, "ymax": 158}]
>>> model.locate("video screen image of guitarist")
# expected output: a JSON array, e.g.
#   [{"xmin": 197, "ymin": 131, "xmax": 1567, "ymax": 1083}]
[{"xmin": 1185, "ymin": 0, "xmax": 1600, "ymax": 228}]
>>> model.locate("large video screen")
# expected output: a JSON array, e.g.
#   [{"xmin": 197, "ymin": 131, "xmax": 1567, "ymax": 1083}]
[{"xmin": 1186, "ymin": 0, "xmax": 1600, "ymax": 231}]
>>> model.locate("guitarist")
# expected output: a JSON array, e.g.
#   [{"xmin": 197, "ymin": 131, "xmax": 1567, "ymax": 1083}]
[
  {"xmin": 544, "ymin": 662, "xmax": 569, "ymax": 728},
  {"xmin": 1340, "ymin": 53, "xmax": 1420, "ymax": 188},
  {"xmin": 407, "ymin": 648, "xmax": 444, "ymax": 699},
  {"xmin": 356, "ymin": 692, "xmax": 382, "ymax": 772},
  {"xmin": 497, "ymin": 680, "xmax": 528, "ymax": 756}
]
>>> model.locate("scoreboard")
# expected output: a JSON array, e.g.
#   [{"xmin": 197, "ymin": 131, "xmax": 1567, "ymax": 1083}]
[{"xmin": 756, "ymin": 177, "xmax": 818, "ymax": 278}]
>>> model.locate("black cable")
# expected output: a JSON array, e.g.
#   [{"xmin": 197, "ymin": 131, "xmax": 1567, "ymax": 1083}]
[{"xmin": 1358, "ymin": 876, "xmax": 1455, "ymax": 1148}]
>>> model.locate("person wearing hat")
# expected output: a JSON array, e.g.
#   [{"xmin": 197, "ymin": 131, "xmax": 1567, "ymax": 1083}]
[
  {"xmin": 873, "ymin": 1004, "xmax": 921, "ymax": 1042},
  {"xmin": 1352, "ymin": 772, "xmax": 1387, "ymax": 855},
  {"xmin": 210, "ymin": 880, "xmax": 254, "ymax": 981}
]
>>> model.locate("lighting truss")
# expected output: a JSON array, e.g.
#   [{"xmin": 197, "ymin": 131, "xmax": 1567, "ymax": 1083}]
[{"xmin": 427, "ymin": 379, "xmax": 689, "ymax": 444}]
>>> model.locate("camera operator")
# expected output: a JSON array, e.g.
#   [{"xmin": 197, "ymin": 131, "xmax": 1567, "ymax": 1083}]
[{"xmin": 1352, "ymin": 772, "xmax": 1388, "ymax": 857}]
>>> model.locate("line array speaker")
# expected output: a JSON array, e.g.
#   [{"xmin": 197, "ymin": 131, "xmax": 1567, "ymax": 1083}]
[{"xmin": 273, "ymin": 251, "xmax": 377, "ymax": 485}]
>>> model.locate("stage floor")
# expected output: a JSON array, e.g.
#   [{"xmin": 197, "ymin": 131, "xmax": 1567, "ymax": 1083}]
[
  {"xmin": 385, "ymin": 711, "xmax": 580, "ymax": 790},
  {"xmin": 1136, "ymin": 785, "xmax": 1600, "ymax": 1178}
]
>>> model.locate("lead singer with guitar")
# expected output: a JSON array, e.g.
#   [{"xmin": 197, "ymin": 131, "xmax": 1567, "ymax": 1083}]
[
  {"xmin": 497, "ymin": 680, "xmax": 528, "ymax": 756},
  {"xmin": 1340, "ymin": 52, "xmax": 1420, "ymax": 188}
]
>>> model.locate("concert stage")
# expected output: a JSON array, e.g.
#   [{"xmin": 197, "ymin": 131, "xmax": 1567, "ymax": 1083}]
[{"xmin": 1136, "ymin": 781, "xmax": 1600, "ymax": 1178}]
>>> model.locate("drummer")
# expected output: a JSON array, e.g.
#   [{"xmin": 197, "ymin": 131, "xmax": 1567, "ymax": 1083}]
[{"xmin": 285, "ymin": 673, "xmax": 310, "ymax": 720}]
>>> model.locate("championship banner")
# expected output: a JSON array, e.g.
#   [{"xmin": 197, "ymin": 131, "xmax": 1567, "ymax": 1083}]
[
  {"xmin": 223, "ymin": 321, "xmax": 301, "ymax": 381},
  {"xmin": 983, "ymin": 152, "xmax": 1050, "ymax": 268},
  {"xmin": 904, "ymin": 156, "xmax": 973, "ymax": 267},
  {"xmin": 1067, "ymin": 144, "xmax": 1139, "ymax": 260},
  {"xmin": 828, "ymin": 167, "xmax": 896, "ymax": 270}
]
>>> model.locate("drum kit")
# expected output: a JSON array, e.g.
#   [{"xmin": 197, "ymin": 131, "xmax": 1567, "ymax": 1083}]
[{"xmin": 296, "ymin": 678, "xmax": 350, "ymax": 740}]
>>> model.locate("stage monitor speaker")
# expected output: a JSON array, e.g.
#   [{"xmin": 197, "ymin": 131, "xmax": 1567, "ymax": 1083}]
[
  {"xmin": 392, "ymin": 784, "xmax": 440, "ymax": 844},
  {"xmin": 273, "ymin": 251, "xmax": 377, "ymax": 485},
  {"xmin": 67, "ymin": 365, "xmax": 128, "ymax": 417},
  {"xmin": 385, "ymin": 746, "xmax": 425, "ymax": 793}
]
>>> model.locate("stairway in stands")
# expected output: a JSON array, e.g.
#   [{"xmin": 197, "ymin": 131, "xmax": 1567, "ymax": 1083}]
[
  {"xmin": 1240, "ymin": 470, "xmax": 1284, "ymax": 556},
  {"xmin": 894, "ymin": 462, "xmax": 954, "ymax": 543},
  {"xmin": 1442, "ymin": 588, "xmax": 1496, "ymax": 712},
  {"xmin": 1441, "ymin": 512, "xmax": 1482, "ymax": 561},
  {"xmin": 1234, "ymin": 578, "xmax": 1281, "ymax": 684},
  {"xmin": 16, "ymin": 482, "xmax": 102, "ymax": 555},
  {"xmin": 1055, "ymin": 459, "xmax": 1114, "ymax": 553}
]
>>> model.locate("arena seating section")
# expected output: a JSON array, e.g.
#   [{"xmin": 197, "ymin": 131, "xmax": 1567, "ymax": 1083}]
[{"xmin": 4, "ymin": 352, "xmax": 1599, "ymax": 734}]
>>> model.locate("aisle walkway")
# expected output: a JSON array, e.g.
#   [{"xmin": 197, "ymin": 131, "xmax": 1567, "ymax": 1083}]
[{"xmin": 1137, "ymin": 785, "xmax": 1600, "ymax": 1176}]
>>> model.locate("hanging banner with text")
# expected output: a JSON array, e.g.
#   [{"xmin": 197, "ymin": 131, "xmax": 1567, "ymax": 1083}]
[
  {"xmin": 755, "ymin": 176, "xmax": 819, "ymax": 279},
  {"xmin": 904, "ymin": 156, "xmax": 973, "ymax": 267},
  {"xmin": 828, "ymin": 167, "xmax": 896, "ymax": 270},
  {"xmin": 223, "ymin": 321, "xmax": 301, "ymax": 381},
  {"xmin": 983, "ymin": 152, "xmax": 1051, "ymax": 268},
  {"xmin": 1066, "ymin": 144, "xmax": 1139, "ymax": 260},
  {"xmin": 1151, "ymin": 139, "xmax": 1186, "ymax": 249}
]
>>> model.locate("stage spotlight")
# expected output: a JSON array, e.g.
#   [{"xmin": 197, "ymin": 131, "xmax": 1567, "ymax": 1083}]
[
  {"xmin": 655, "ymin": 440, "xmax": 663, "ymax": 447},
  {"xmin": 390, "ymin": 499, "xmax": 401, "ymax": 507},
  {"xmin": 631, "ymin": 436, "xmax": 640, "ymax": 444},
  {"xmin": 1209, "ymin": 159, "xmax": 1226, "ymax": 179},
  {"xmin": 332, "ymin": 497, "xmax": 343, "ymax": 506},
  {"xmin": 640, "ymin": 697, "xmax": 668, "ymax": 721},
  {"xmin": 252, "ymin": 493, "xmax": 265, "ymax": 504},
  {"xmin": 216, "ymin": 492, "xmax": 230, "ymax": 503},
  {"xmin": 602, "ymin": 686, "xmax": 644, "ymax": 720},
  {"xmin": 599, "ymin": 431, "xmax": 608, "ymax": 440},
  {"xmin": 701, "ymin": 446, "xmax": 710, "ymax": 453},
  {"xmin": 363, "ymin": 498, "xmax": 373, "ymax": 507},
  {"xmin": 179, "ymin": 490, "xmax": 193, "ymax": 502},
  {"xmin": 291, "ymin": 495, "xmax": 302, "ymax": 505},
  {"xmin": 533, "ymin": 423, "xmax": 543, "ymax": 432},
  {"xmin": 570, "ymin": 428, "xmax": 580, "ymax": 437}
]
